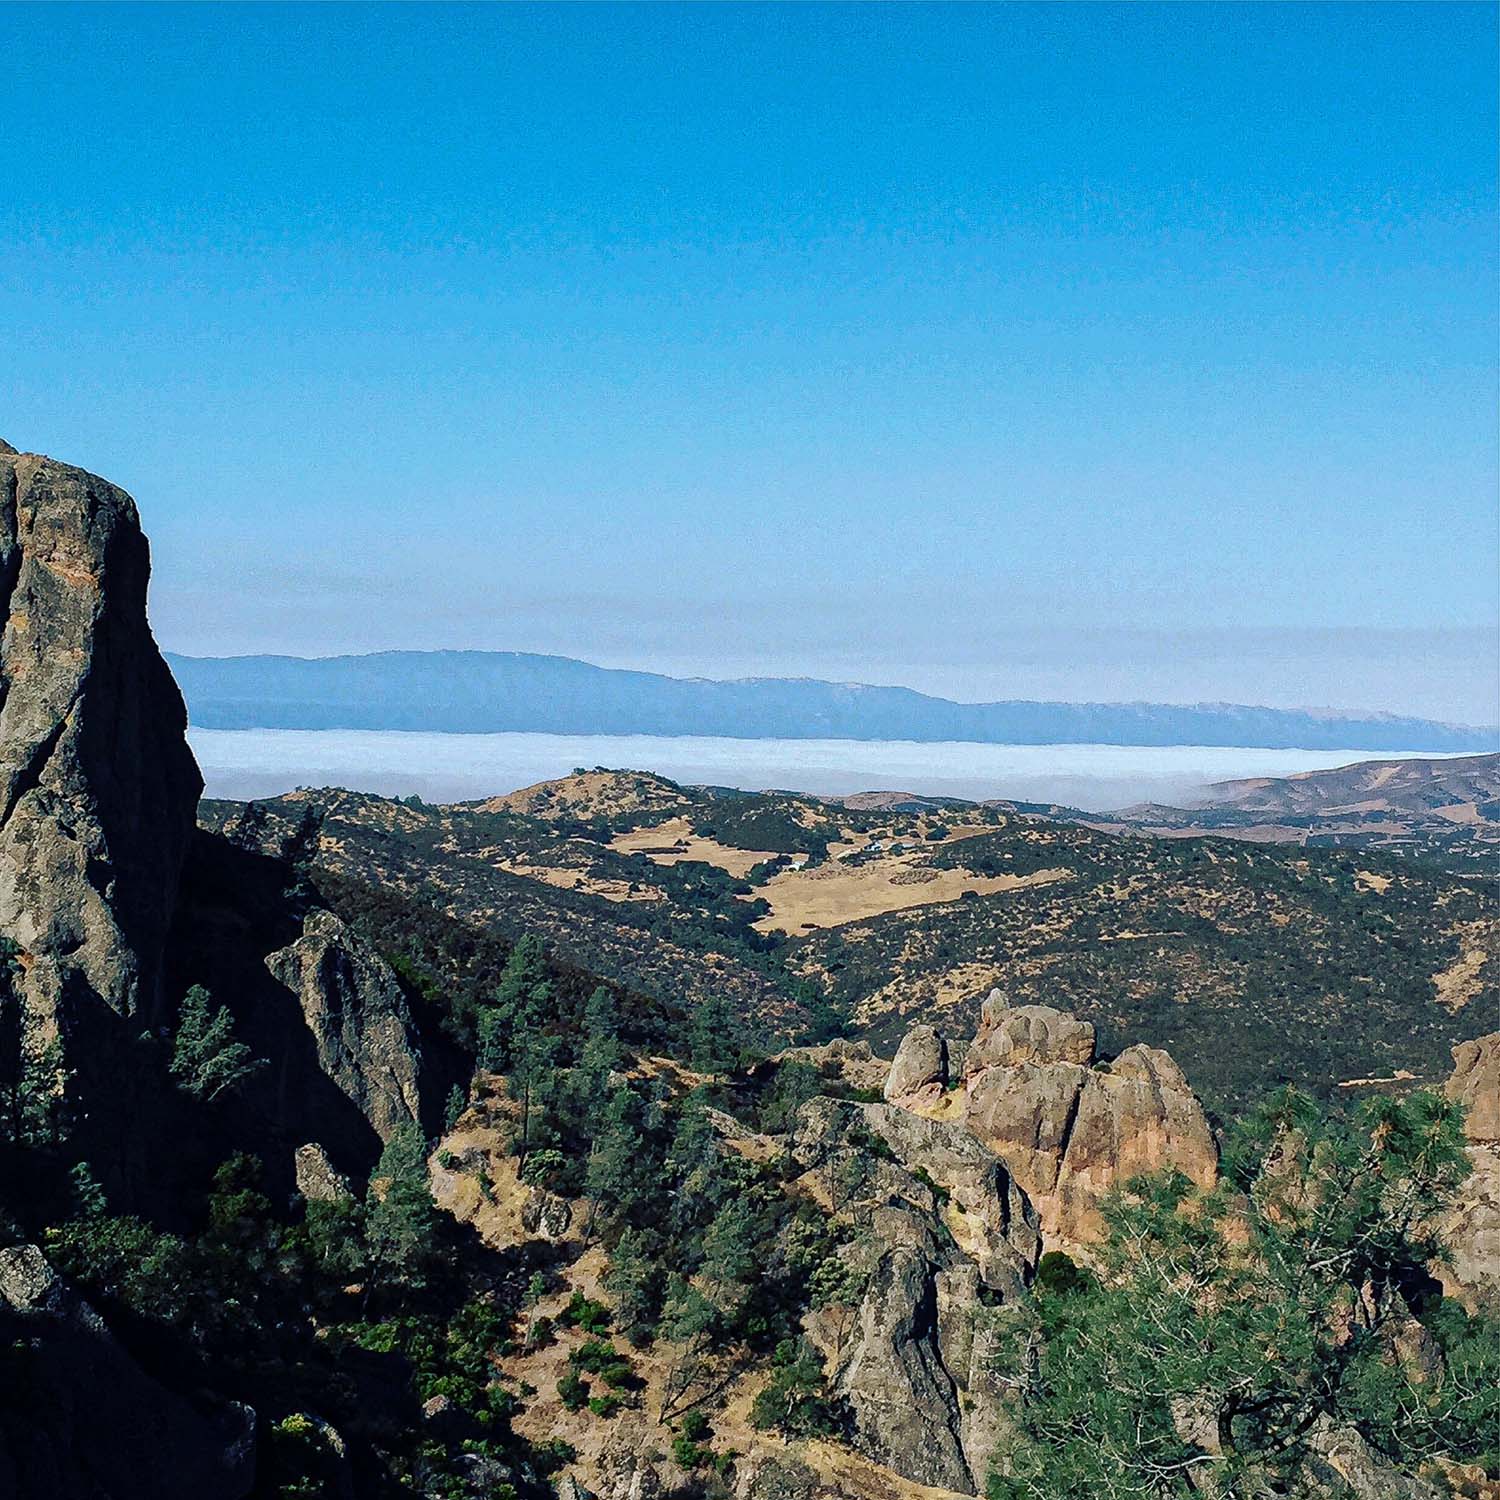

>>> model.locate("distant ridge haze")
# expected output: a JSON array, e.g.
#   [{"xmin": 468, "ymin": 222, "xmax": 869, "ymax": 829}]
[{"xmin": 165, "ymin": 650, "xmax": 1496, "ymax": 752}]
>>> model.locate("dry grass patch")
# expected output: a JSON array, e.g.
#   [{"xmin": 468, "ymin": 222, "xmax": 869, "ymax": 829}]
[
  {"xmin": 1434, "ymin": 924, "xmax": 1495, "ymax": 1011},
  {"xmin": 609, "ymin": 816, "xmax": 781, "ymax": 879},
  {"xmin": 754, "ymin": 858, "xmax": 1069, "ymax": 933},
  {"xmin": 851, "ymin": 960, "xmax": 1013, "ymax": 1029},
  {"xmin": 499, "ymin": 862, "xmax": 663, "ymax": 903}
]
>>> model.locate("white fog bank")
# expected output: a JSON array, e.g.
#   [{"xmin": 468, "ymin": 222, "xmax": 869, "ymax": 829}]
[{"xmin": 186, "ymin": 730, "xmax": 1474, "ymax": 812}]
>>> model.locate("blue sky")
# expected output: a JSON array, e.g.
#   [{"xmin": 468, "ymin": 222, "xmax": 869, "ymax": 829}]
[{"xmin": 3, "ymin": 3, "xmax": 1495, "ymax": 720}]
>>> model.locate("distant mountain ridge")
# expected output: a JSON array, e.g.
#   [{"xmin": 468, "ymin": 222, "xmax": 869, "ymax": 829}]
[{"xmin": 164, "ymin": 649, "xmax": 1497, "ymax": 751}]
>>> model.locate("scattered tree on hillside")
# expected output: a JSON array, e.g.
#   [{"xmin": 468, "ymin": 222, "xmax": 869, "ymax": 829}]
[
  {"xmin": 579, "ymin": 985, "xmax": 621, "ymax": 1076},
  {"xmin": 477, "ymin": 934, "xmax": 563, "ymax": 1160},
  {"xmin": 658, "ymin": 1275, "xmax": 719, "ymax": 1420},
  {"xmin": 585, "ymin": 1085, "xmax": 659, "ymax": 1238},
  {"xmin": 688, "ymin": 992, "xmax": 743, "ymax": 1074},
  {"xmin": 604, "ymin": 1226, "xmax": 664, "ymax": 1337},
  {"xmin": 750, "ymin": 1337, "xmax": 840, "ymax": 1437},
  {"xmin": 757, "ymin": 1058, "xmax": 820, "ymax": 1133}
]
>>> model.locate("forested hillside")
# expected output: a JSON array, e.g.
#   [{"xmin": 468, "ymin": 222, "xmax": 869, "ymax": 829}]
[{"xmin": 201, "ymin": 770, "xmax": 1497, "ymax": 1120}]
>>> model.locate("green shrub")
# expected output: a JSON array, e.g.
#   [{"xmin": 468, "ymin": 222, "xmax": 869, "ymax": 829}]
[
  {"xmin": 558, "ymin": 1291, "xmax": 611, "ymax": 1333},
  {"xmin": 557, "ymin": 1368, "xmax": 589, "ymax": 1411},
  {"xmin": 750, "ymin": 1339, "xmax": 838, "ymax": 1437}
]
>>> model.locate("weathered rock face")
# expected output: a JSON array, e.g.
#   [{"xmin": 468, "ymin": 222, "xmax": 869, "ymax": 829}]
[
  {"xmin": 792, "ymin": 1096, "xmax": 1039, "ymax": 1493},
  {"xmin": 1437, "ymin": 1033, "xmax": 1500, "ymax": 1310},
  {"xmin": 521, "ymin": 1187, "xmax": 573, "ymax": 1240},
  {"xmin": 1448, "ymin": 1035, "xmax": 1500, "ymax": 1144},
  {"xmin": 265, "ymin": 909, "xmax": 425, "ymax": 1143},
  {"xmin": 0, "ymin": 441, "xmax": 201, "ymax": 1062},
  {"xmin": 892, "ymin": 991, "xmax": 1217, "ymax": 1259},
  {"xmin": 0, "ymin": 1243, "xmax": 254, "ymax": 1499},
  {"xmin": 856, "ymin": 1102, "xmax": 1039, "ymax": 1295},
  {"xmin": 1299, "ymin": 1417, "xmax": 1446, "ymax": 1500}
]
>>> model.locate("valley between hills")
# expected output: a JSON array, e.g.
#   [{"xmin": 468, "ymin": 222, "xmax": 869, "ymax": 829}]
[{"xmin": 3, "ymin": 440, "xmax": 1498, "ymax": 1500}]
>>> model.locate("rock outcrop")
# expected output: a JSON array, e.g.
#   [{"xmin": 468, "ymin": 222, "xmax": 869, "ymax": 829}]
[
  {"xmin": 0, "ymin": 442, "xmax": 202, "ymax": 1151},
  {"xmin": 265, "ymin": 909, "xmax": 425, "ymax": 1144},
  {"xmin": 294, "ymin": 1141, "xmax": 355, "ymax": 1202},
  {"xmin": 1448, "ymin": 1034, "xmax": 1500, "ymax": 1143},
  {"xmin": 890, "ymin": 990, "xmax": 1217, "ymax": 1259},
  {"xmin": 0, "ymin": 1243, "xmax": 254, "ymax": 1498},
  {"xmin": 792, "ymin": 1096, "xmax": 1039, "ymax": 1493},
  {"xmin": 1437, "ymin": 1033, "xmax": 1500, "ymax": 1309}
]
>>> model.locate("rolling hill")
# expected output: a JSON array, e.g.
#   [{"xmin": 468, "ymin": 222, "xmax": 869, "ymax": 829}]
[{"xmin": 1084, "ymin": 751, "xmax": 1500, "ymax": 870}]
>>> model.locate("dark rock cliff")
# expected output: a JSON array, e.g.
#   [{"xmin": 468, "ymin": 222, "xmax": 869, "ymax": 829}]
[
  {"xmin": 0, "ymin": 443, "xmax": 435, "ymax": 1497},
  {"xmin": 0, "ymin": 441, "xmax": 202, "ymax": 1185}
]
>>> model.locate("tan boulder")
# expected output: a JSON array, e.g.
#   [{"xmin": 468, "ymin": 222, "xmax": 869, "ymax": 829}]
[
  {"xmin": 1448, "ymin": 1034, "xmax": 1500, "ymax": 1144},
  {"xmin": 964, "ymin": 990, "xmax": 1095, "ymax": 1071},
  {"xmin": 883, "ymin": 1024, "xmax": 950, "ymax": 1108},
  {"xmin": 293, "ymin": 1142, "xmax": 354, "ymax": 1203}
]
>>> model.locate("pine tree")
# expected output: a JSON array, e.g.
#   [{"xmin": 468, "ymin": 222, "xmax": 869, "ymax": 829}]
[
  {"xmin": 688, "ymin": 992, "xmax": 741, "ymax": 1074},
  {"xmin": 750, "ymin": 1338, "xmax": 837, "ymax": 1436},
  {"xmin": 604, "ymin": 1226, "xmax": 664, "ymax": 1335},
  {"xmin": 659, "ymin": 1274, "xmax": 719, "ymax": 1419},
  {"xmin": 365, "ymin": 1122, "xmax": 441, "ymax": 1293},
  {"xmin": 477, "ymin": 934, "xmax": 551, "ymax": 1074},
  {"xmin": 664, "ymin": 1093, "xmax": 724, "ymax": 1243},
  {"xmin": 700, "ymin": 1195, "xmax": 759, "ymax": 1324},
  {"xmin": 170, "ymin": 985, "xmax": 264, "ymax": 1103},
  {"xmin": 579, "ymin": 985, "xmax": 621, "ymax": 1076},
  {"xmin": 758, "ymin": 1058, "xmax": 820, "ymax": 1134},
  {"xmin": 585, "ymin": 1086, "xmax": 659, "ymax": 1236},
  {"xmin": 988, "ymin": 1089, "xmax": 1500, "ymax": 1498}
]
